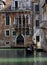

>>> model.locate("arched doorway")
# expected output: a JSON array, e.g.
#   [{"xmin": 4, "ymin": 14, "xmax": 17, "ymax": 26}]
[{"xmin": 16, "ymin": 35, "xmax": 24, "ymax": 46}]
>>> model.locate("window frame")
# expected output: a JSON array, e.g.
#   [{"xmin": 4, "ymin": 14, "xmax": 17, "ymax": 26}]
[
  {"xmin": 12, "ymin": 30, "xmax": 16, "ymax": 37},
  {"xmin": 35, "ymin": 4, "xmax": 39, "ymax": 12},
  {"xmin": 5, "ymin": 29, "xmax": 10, "ymax": 37},
  {"xmin": 25, "ymin": 15, "xmax": 30, "ymax": 36},
  {"xmin": 5, "ymin": 14, "xmax": 11, "ymax": 26},
  {"xmin": 26, "ymin": 28, "xmax": 30, "ymax": 36},
  {"xmin": 36, "ymin": 20, "xmax": 39, "ymax": 28}
]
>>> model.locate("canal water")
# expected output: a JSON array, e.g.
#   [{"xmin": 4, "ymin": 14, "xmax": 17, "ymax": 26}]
[{"xmin": 0, "ymin": 49, "xmax": 47, "ymax": 65}]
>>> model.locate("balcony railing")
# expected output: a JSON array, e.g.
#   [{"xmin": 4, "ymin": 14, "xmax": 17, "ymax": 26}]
[
  {"xmin": 11, "ymin": 6, "xmax": 32, "ymax": 10},
  {"xmin": 40, "ymin": 20, "xmax": 47, "ymax": 28},
  {"xmin": 0, "ymin": 7, "xmax": 32, "ymax": 13}
]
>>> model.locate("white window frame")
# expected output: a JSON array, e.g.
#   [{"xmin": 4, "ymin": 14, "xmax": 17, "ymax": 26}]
[{"xmin": 5, "ymin": 29, "xmax": 10, "ymax": 37}]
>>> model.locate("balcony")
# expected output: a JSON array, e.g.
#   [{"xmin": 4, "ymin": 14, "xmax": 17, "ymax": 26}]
[
  {"xmin": 0, "ymin": 6, "xmax": 32, "ymax": 13},
  {"xmin": 40, "ymin": 20, "xmax": 47, "ymax": 29},
  {"xmin": 11, "ymin": 6, "xmax": 32, "ymax": 10}
]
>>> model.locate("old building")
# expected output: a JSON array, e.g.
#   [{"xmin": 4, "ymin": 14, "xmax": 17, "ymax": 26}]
[
  {"xmin": 0, "ymin": 0, "xmax": 33, "ymax": 47},
  {"xmin": 33, "ymin": 0, "xmax": 42, "ymax": 49},
  {"xmin": 40, "ymin": 0, "xmax": 47, "ymax": 51}
]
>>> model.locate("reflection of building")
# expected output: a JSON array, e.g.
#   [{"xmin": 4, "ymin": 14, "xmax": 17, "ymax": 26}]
[
  {"xmin": 0, "ymin": 0, "xmax": 33, "ymax": 47},
  {"xmin": 40, "ymin": 0, "xmax": 47, "ymax": 51}
]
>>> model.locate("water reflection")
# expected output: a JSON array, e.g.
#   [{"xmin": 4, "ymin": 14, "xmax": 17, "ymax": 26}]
[
  {"xmin": 0, "ymin": 49, "xmax": 47, "ymax": 65},
  {"xmin": 0, "ymin": 49, "xmax": 25, "ymax": 58}
]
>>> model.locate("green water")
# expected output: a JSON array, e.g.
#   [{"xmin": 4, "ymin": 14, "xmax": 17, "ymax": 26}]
[{"xmin": 0, "ymin": 49, "xmax": 46, "ymax": 65}]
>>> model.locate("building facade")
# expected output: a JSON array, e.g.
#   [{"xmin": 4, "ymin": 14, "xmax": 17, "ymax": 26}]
[
  {"xmin": 40, "ymin": 0, "xmax": 47, "ymax": 51},
  {"xmin": 0, "ymin": 0, "xmax": 33, "ymax": 47},
  {"xmin": 33, "ymin": 0, "xmax": 42, "ymax": 49}
]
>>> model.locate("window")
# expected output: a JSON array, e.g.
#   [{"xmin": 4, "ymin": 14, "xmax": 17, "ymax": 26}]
[
  {"xmin": 19, "ymin": 15, "xmax": 21, "ymax": 33},
  {"xmin": 35, "ymin": 4, "xmax": 39, "ymax": 11},
  {"xmin": 26, "ymin": 0, "xmax": 29, "ymax": 1},
  {"xmin": 26, "ymin": 0, "xmax": 30, "ymax": 9},
  {"xmin": 26, "ymin": 28, "xmax": 29, "ymax": 35},
  {"xmin": 5, "ymin": 29, "xmax": 10, "ymax": 37},
  {"xmin": 19, "ymin": 15, "xmax": 21, "ymax": 28},
  {"xmin": 23, "ymin": 15, "xmax": 25, "ymax": 35},
  {"xmin": 36, "ymin": 20, "xmax": 39, "ymax": 28},
  {"xmin": 23, "ymin": 15, "xmax": 25, "ymax": 28},
  {"xmin": 26, "ymin": 15, "xmax": 28, "ymax": 26},
  {"xmin": 15, "ymin": 1, "xmax": 18, "ymax": 9},
  {"xmin": 36, "ymin": 36, "xmax": 39, "ymax": 42},
  {"xmin": 12, "ymin": 30, "xmax": 16, "ymax": 37},
  {"xmin": 6, "ymin": 41, "xmax": 9, "ymax": 44},
  {"xmin": 6, "ymin": 13, "xmax": 10, "ymax": 25},
  {"xmin": 14, "ymin": 16, "xmax": 18, "ymax": 28}
]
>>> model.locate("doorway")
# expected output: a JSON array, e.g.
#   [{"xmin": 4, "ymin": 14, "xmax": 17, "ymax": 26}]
[{"xmin": 16, "ymin": 35, "xmax": 24, "ymax": 46}]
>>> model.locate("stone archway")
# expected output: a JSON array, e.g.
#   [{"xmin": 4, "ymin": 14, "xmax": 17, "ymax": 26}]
[{"xmin": 16, "ymin": 34, "xmax": 24, "ymax": 45}]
